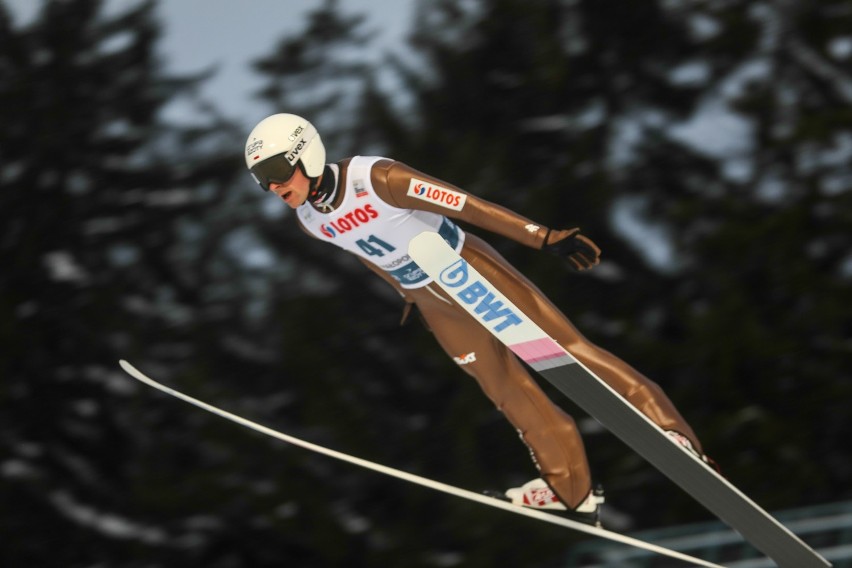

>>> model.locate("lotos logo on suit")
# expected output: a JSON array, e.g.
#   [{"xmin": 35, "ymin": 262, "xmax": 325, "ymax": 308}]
[{"xmin": 407, "ymin": 178, "xmax": 467, "ymax": 211}]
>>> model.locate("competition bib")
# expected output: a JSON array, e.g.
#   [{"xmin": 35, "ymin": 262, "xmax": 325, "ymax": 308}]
[{"xmin": 297, "ymin": 156, "xmax": 465, "ymax": 288}]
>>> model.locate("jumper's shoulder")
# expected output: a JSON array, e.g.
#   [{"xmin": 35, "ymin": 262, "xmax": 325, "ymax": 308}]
[
  {"xmin": 368, "ymin": 159, "xmax": 425, "ymax": 208},
  {"xmin": 372, "ymin": 160, "xmax": 474, "ymax": 213},
  {"xmin": 369, "ymin": 158, "xmax": 412, "ymax": 185}
]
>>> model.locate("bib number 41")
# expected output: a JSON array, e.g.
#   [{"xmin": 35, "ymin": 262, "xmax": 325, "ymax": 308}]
[{"xmin": 356, "ymin": 235, "xmax": 396, "ymax": 257}]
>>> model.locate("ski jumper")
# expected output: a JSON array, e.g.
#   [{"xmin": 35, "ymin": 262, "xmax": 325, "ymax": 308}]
[{"xmin": 297, "ymin": 156, "xmax": 701, "ymax": 509}]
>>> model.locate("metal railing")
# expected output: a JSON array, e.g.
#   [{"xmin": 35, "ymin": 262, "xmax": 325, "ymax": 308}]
[{"xmin": 563, "ymin": 500, "xmax": 852, "ymax": 567}]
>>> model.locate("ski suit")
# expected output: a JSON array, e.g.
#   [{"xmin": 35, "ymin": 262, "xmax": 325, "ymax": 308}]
[{"xmin": 296, "ymin": 155, "xmax": 701, "ymax": 509}]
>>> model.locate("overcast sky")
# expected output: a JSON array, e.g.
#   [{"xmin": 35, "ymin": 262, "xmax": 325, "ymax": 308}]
[
  {"xmin": 6, "ymin": 0, "xmax": 759, "ymax": 269},
  {"xmin": 5, "ymin": 0, "xmax": 416, "ymax": 128}
]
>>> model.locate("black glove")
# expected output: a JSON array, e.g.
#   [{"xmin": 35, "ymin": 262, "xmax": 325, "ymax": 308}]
[{"xmin": 542, "ymin": 228, "xmax": 601, "ymax": 271}]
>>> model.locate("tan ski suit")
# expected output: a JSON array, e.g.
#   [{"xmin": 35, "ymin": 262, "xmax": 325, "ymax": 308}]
[{"xmin": 299, "ymin": 157, "xmax": 701, "ymax": 510}]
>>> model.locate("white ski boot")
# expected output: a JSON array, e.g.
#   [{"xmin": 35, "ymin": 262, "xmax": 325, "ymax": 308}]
[
  {"xmin": 666, "ymin": 430, "xmax": 721, "ymax": 473},
  {"xmin": 502, "ymin": 478, "xmax": 604, "ymax": 525}
]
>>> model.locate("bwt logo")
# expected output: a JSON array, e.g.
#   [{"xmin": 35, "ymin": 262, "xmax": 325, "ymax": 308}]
[{"xmin": 439, "ymin": 260, "xmax": 522, "ymax": 332}]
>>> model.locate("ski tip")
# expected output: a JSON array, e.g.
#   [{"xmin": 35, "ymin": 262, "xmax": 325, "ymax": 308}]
[
  {"xmin": 119, "ymin": 359, "xmax": 145, "ymax": 381},
  {"xmin": 118, "ymin": 360, "xmax": 157, "ymax": 387}
]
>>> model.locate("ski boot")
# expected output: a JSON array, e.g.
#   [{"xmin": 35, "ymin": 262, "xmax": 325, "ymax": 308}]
[
  {"xmin": 666, "ymin": 430, "xmax": 722, "ymax": 474},
  {"xmin": 494, "ymin": 478, "xmax": 605, "ymax": 526}
]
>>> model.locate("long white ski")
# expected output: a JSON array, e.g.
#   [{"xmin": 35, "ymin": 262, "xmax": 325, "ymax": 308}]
[
  {"xmin": 408, "ymin": 230, "xmax": 830, "ymax": 568},
  {"xmin": 119, "ymin": 359, "xmax": 721, "ymax": 567}
]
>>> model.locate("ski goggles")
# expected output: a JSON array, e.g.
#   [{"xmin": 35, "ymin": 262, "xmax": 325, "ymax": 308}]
[{"xmin": 250, "ymin": 153, "xmax": 299, "ymax": 192}]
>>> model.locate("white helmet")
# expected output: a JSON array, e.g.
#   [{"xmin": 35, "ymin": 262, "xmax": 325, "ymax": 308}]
[{"xmin": 244, "ymin": 113, "xmax": 326, "ymax": 191}]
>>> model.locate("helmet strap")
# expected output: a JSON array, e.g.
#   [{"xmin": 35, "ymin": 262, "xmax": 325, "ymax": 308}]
[{"xmin": 308, "ymin": 164, "xmax": 338, "ymax": 210}]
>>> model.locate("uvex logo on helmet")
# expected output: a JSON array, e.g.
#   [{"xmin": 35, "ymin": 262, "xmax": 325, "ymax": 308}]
[
  {"xmin": 407, "ymin": 178, "xmax": 467, "ymax": 211},
  {"xmin": 320, "ymin": 205, "xmax": 380, "ymax": 238},
  {"xmin": 286, "ymin": 137, "xmax": 309, "ymax": 165}
]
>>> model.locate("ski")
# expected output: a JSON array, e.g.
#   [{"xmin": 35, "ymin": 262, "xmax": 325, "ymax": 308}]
[
  {"xmin": 408, "ymin": 230, "xmax": 831, "ymax": 568},
  {"xmin": 119, "ymin": 359, "xmax": 721, "ymax": 567}
]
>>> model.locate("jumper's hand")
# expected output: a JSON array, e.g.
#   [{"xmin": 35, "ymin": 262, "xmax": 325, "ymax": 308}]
[{"xmin": 542, "ymin": 228, "xmax": 601, "ymax": 271}]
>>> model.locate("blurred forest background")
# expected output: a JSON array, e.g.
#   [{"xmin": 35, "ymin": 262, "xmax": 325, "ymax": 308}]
[{"xmin": 2, "ymin": 0, "xmax": 851, "ymax": 566}]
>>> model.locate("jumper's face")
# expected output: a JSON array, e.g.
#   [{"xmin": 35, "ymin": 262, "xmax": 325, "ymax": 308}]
[{"xmin": 269, "ymin": 167, "xmax": 310, "ymax": 208}]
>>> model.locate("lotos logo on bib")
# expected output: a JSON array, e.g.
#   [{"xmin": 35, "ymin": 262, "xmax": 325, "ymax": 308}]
[
  {"xmin": 319, "ymin": 204, "xmax": 379, "ymax": 238},
  {"xmin": 407, "ymin": 179, "xmax": 467, "ymax": 211}
]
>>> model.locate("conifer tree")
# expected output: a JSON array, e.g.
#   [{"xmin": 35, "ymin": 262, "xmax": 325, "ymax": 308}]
[{"xmin": 0, "ymin": 1, "xmax": 246, "ymax": 564}]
